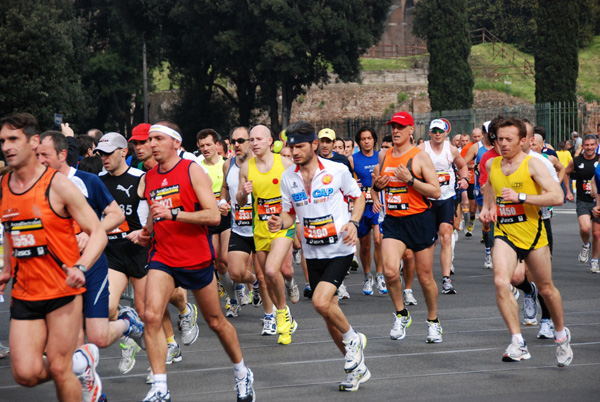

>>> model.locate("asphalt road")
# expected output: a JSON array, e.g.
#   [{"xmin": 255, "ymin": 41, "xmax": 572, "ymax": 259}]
[{"xmin": 1, "ymin": 203, "xmax": 599, "ymax": 402}]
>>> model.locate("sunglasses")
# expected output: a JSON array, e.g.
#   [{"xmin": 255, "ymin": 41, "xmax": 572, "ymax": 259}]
[
  {"xmin": 430, "ymin": 128, "xmax": 445, "ymax": 134},
  {"xmin": 231, "ymin": 138, "xmax": 248, "ymax": 145}
]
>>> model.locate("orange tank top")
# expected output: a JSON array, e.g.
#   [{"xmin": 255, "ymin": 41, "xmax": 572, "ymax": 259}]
[
  {"xmin": 381, "ymin": 147, "xmax": 431, "ymax": 217},
  {"xmin": 1, "ymin": 168, "xmax": 83, "ymax": 301}
]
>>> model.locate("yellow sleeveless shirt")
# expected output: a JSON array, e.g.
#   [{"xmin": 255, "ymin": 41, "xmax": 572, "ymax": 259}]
[
  {"xmin": 249, "ymin": 154, "xmax": 286, "ymax": 239},
  {"xmin": 490, "ymin": 155, "xmax": 547, "ymax": 250},
  {"xmin": 202, "ymin": 158, "xmax": 225, "ymax": 201}
]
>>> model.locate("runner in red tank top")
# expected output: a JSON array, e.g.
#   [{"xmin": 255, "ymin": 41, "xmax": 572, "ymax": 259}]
[
  {"xmin": 0, "ymin": 113, "xmax": 107, "ymax": 402},
  {"xmin": 137, "ymin": 121, "xmax": 255, "ymax": 402},
  {"xmin": 371, "ymin": 111, "xmax": 444, "ymax": 344}
]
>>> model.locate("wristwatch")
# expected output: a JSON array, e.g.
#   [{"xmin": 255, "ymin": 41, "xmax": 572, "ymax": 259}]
[
  {"xmin": 518, "ymin": 193, "xmax": 527, "ymax": 203},
  {"xmin": 349, "ymin": 220, "xmax": 359, "ymax": 229},
  {"xmin": 407, "ymin": 176, "xmax": 415, "ymax": 186},
  {"xmin": 171, "ymin": 208, "xmax": 179, "ymax": 221},
  {"xmin": 74, "ymin": 264, "xmax": 87, "ymax": 273}
]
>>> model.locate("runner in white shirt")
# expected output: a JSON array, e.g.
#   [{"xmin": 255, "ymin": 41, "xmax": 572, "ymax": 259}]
[{"xmin": 267, "ymin": 121, "xmax": 370, "ymax": 392}]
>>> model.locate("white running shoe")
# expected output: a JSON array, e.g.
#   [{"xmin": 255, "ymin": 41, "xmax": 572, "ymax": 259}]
[
  {"xmin": 339, "ymin": 362, "xmax": 371, "ymax": 392},
  {"xmin": 343, "ymin": 333, "xmax": 367, "ymax": 373},
  {"xmin": 236, "ymin": 284, "xmax": 251, "ymax": 306},
  {"xmin": 235, "ymin": 368, "xmax": 255, "ymax": 402},
  {"xmin": 502, "ymin": 340, "xmax": 531, "ymax": 362},
  {"xmin": 261, "ymin": 314, "xmax": 277, "ymax": 336},
  {"xmin": 142, "ymin": 386, "xmax": 171, "ymax": 402},
  {"xmin": 0, "ymin": 342, "xmax": 9, "ymax": 359},
  {"xmin": 403, "ymin": 289, "xmax": 418, "ymax": 306},
  {"xmin": 484, "ymin": 253, "xmax": 493, "ymax": 269},
  {"xmin": 511, "ymin": 285, "xmax": 520, "ymax": 301},
  {"xmin": 578, "ymin": 244, "xmax": 590, "ymax": 263},
  {"xmin": 292, "ymin": 248, "xmax": 302, "ymax": 265},
  {"xmin": 362, "ymin": 275, "xmax": 373, "ymax": 295},
  {"xmin": 165, "ymin": 342, "xmax": 182, "ymax": 365},
  {"xmin": 522, "ymin": 282, "xmax": 538, "ymax": 325},
  {"xmin": 537, "ymin": 318, "xmax": 555, "ymax": 339},
  {"xmin": 350, "ymin": 256, "xmax": 359, "ymax": 272},
  {"xmin": 76, "ymin": 343, "xmax": 102, "ymax": 402},
  {"xmin": 590, "ymin": 259, "xmax": 600, "ymax": 273},
  {"xmin": 376, "ymin": 275, "xmax": 388, "ymax": 294},
  {"xmin": 426, "ymin": 321, "xmax": 443, "ymax": 343},
  {"xmin": 555, "ymin": 327, "xmax": 573, "ymax": 367},
  {"xmin": 118, "ymin": 336, "xmax": 140, "ymax": 374},
  {"xmin": 441, "ymin": 277, "xmax": 456, "ymax": 294},
  {"xmin": 226, "ymin": 300, "xmax": 240, "ymax": 317},
  {"xmin": 390, "ymin": 312, "xmax": 412, "ymax": 340},
  {"xmin": 179, "ymin": 302, "xmax": 199, "ymax": 345},
  {"xmin": 337, "ymin": 282, "xmax": 350, "ymax": 300},
  {"xmin": 146, "ymin": 367, "xmax": 154, "ymax": 384},
  {"xmin": 286, "ymin": 279, "xmax": 300, "ymax": 304}
]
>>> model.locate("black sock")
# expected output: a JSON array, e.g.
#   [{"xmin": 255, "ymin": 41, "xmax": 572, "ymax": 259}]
[
  {"xmin": 539, "ymin": 293, "xmax": 551, "ymax": 319},
  {"xmin": 428, "ymin": 317, "xmax": 439, "ymax": 323},
  {"xmin": 469, "ymin": 214, "xmax": 475, "ymax": 222},
  {"xmin": 515, "ymin": 275, "xmax": 534, "ymax": 294},
  {"xmin": 396, "ymin": 309, "xmax": 409, "ymax": 317}
]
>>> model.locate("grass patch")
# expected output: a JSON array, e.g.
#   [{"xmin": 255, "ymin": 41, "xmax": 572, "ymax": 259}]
[
  {"xmin": 577, "ymin": 36, "xmax": 600, "ymax": 102},
  {"xmin": 360, "ymin": 56, "xmax": 425, "ymax": 71},
  {"xmin": 153, "ymin": 62, "xmax": 175, "ymax": 91}
]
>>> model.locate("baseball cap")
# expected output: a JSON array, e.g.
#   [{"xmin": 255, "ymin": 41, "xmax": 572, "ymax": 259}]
[
  {"xmin": 318, "ymin": 128, "xmax": 336, "ymax": 141},
  {"xmin": 386, "ymin": 111, "xmax": 414, "ymax": 127},
  {"xmin": 429, "ymin": 119, "xmax": 446, "ymax": 131},
  {"xmin": 96, "ymin": 132, "xmax": 127, "ymax": 153},
  {"xmin": 129, "ymin": 123, "xmax": 151, "ymax": 142}
]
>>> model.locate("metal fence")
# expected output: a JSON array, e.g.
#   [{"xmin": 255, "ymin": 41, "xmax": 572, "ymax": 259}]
[{"xmin": 313, "ymin": 102, "xmax": 600, "ymax": 147}]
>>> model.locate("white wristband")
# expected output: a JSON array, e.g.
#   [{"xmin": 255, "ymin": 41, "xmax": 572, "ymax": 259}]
[{"xmin": 218, "ymin": 199, "xmax": 228, "ymax": 207}]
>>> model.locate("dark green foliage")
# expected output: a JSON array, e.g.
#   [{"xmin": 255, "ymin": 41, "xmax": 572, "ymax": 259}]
[
  {"xmin": 0, "ymin": 0, "xmax": 94, "ymax": 130},
  {"xmin": 535, "ymin": 0, "xmax": 579, "ymax": 103},
  {"xmin": 414, "ymin": 0, "xmax": 473, "ymax": 111}
]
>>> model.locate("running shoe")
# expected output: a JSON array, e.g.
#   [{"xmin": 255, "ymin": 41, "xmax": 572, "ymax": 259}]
[
  {"xmin": 218, "ymin": 279, "xmax": 225, "ymax": 298},
  {"xmin": 403, "ymin": 289, "xmax": 418, "ymax": 306},
  {"xmin": 343, "ymin": 333, "xmax": 367, "ymax": 373},
  {"xmin": 277, "ymin": 308, "xmax": 297, "ymax": 345},
  {"xmin": 502, "ymin": 340, "xmax": 531, "ymax": 362},
  {"xmin": 165, "ymin": 342, "xmax": 182, "ymax": 365},
  {"xmin": 236, "ymin": 284, "xmax": 251, "ymax": 306},
  {"xmin": 142, "ymin": 386, "xmax": 171, "ymax": 402},
  {"xmin": 523, "ymin": 282, "xmax": 538, "ymax": 325},
  {"xmin": 484, "ymin": 253, "xmax": 493, "ymax": 269},
  {"xmin": 511, "ymin": 285, "xmax": 520, "ymax": 301},
  {"xmin": 76, "ymin": 344, "xmax": 102, "ymax": 402},
  {"xmin": 362, "ymin": 275, "xmax": 373, "ymax": 295},
  {"xmin": 390, "ymin": 312, "xmax": 412, "ymax": 340},
  {"xmin": 146, "ymin": 367, "xmax": 154, "ymax": 384},
  {"xmin": 339, "ymin": 362, "xmax": 371, "ymax": 392},
  {"xmin": 426, "ymin": 321, "xmax": 443, "ymax": 343},
  {"xmin": 453, "ymin": 229, "xmax": 459, "ymax": 243},
  {"xmin": 226, "ymin": 300, "xmax": 241, "ymax": 318},
  {"xmin": 303, "ymin": 283, "xmax": 313, "ymax": 299},
  {"xmin": 261, "ymin": 314, "xmax": 277, "ymax": 336},
  {"xmin": 555, "ymin": 327, "xmax": 573, "ymax": 367},
  {"xmin": 0, "ymin": 342, "xmax": 9, "ymax": 359},
  {"xmin": 285, "ymin": 279, "xmax": 300, "ymax": 304},
  {"xmin": 225, "ymin": 295, "xmax": 231, "ymax": 310},
  {"xmin": 235, "ymin": 368, "xmax": 255, "ymax": 402},
  {"xmin": 338, "ymin": 282, "xmax": 350, "ymax": 300},
  {"xmin": 450, "ymin": 264, "xmax": 455, "ymax": 275},
  {"xmin": 465, "ymin": 220, "xmax": 474, "ymax": 237},
  {"xmin": 179, "ymin": 302, "xmax": 199, "ymax": 345},
  {"xmin": 119, "ymin": 306, "xmax": 145, "ymax": 349},
  {"xmin": 578, "ymin": 243, "xmax": 590, "ymax": 263},
  {"xmin": 118, "ymin": 336, "xmax": 141, "ymax": 374},
  {"xmin": 441, "ymin": 277, "xmax": 456, "ymax": 294},
  {"xmin": 376, "ymin": 275, "xmax": 388, "ymax": 294},
  {"xmin": 292, "ymin": 248, "xmax": 302, "ymax": 265},
  {"xmin": 251, "ymin": 286, "xmax": 262, "ymax": 307},
  {"xmin": 276, "ymin": 306, "xmax": 292, "ymax": 335},
  {"xmin": 590, "ymin": 259, "xmax": 600, "ymax": 273},
  {"xmin": 350, "ymin": 256, "xmax": 359, "ymax": 272},
  {"xmin": 537, "ymin": 318, "xmax": 555, "ymax": 339}
]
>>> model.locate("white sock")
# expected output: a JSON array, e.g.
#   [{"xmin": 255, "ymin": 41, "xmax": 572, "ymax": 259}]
[
  {"xmin": 342, "ymin": 327, "xmax": 358, "ymax": 343},
  {"xmin": 154, "ymin": 374, "xmax": 167, "ymax": 394},
  {"xmin": 72, "ymin": 350, "xmax": 88, "ymax": 376},
  {"xmin": 234, "ymin": 359, "xmax": 248, "ymax": 380},
  {"xmin": 554, "ymin": 328, "xmax": 567, "ymax": 341},
  {"xmin": 511, "ymin": 333, "xmax": 524, "ymax": 344},
  {"xmin": 285, "ymin": 278, "xmax": 295, "ymax": 288}
]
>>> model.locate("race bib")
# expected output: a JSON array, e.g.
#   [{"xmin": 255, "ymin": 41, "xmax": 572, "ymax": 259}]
[
  {"xmin": 234, "ymin": 204, "xmax": 253, "ymax": 226},
  {"xmin": 583, "ymin": 180, "xmax": 592, "ymax": 195},
  {"xmin": 496, "ymin": 197, "xmax": 527, "ymax": 225},
  {"xmin": 303, "ymin": 215, "xmax": 338, "ymax": 245},
  {"xmin": 149, "ymin": 185, "xmax": 183, "ymax": 222},
  {"xmin": 361, "ymin": 186, "xmax": 373, "ymax": 204},
  {"xmin": 108, "ymin": 221, "xmax": 131, "ymax": 240},
  {"xmin": 437, "ymin": 171, "xmax": 451, "ymax": 187},
  {"xmin": 386, "ymin": 186, "xmax": 409, "ymax": 211},
  {"xmin": 257, "ymin": 196, "xmax": 282, "ymax": 221},
  {"xmin": 6, "ymin": 218, "xmax": 49, "ymax": 258}
]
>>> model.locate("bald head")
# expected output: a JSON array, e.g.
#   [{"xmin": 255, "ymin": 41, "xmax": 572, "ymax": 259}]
[
  {"xmin": 249, "ymin": 125, "xmax": 273, "ymax": 156},
  {"xmin": 472, "ymin": 128, "xmax": 483, "ymax": 142},
  {"xmin": 532, "ymin": 133, "xmax": 544, "ymax": 153}
]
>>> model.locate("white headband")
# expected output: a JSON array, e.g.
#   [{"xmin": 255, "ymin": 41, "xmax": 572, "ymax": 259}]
[{"xmin": 149, "ymin": 124, "xmax": 182, "ymax": 142}]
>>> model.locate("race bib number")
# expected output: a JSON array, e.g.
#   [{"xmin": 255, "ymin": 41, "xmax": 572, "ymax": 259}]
[
  {"xmin": 583, "ymin": 180, "xmax": 592, "ymax": 195},
  {"xmin": 6, "ymin": 218, "xmax": 49, "ymax": 258},
  {"xmin": 437, "ymin": 171, "xmax": 451, "ymax": 187},
  {"xmin": 149, "ymin": 185, "xmax": 183, "ymax": 222},
  {"xmin": 361, "ymin": 186, "xmax": 373, "ymax": 204},
  {"xmin": 496, "ymin": 197, "xmax": 527, "ymax": 224},
  {"xmin": 303, "ymin": 215, "xmax": 338, "ymax": 245},
  {"xmin": 257, "ymin": 196, "xmax": 282, "ymax": 221},
  {"xmin": 386, "ymin": 186, "xmax": 409, "ymax": 211},
  {"xmin": 108, "ymin": 221, "xmax": 131, "ymax": 240},
  {"xmin": 234, "ymin": 204, "xmax": 253, "ymax": 226}
]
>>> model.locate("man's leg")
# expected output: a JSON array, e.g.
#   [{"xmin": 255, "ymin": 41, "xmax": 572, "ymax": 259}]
[
  {"xmin": 108, "ymin": 269, "xmax": 129, "ymax": 321},
  {"xmin": 578, "ymin": 214, "xmax": 591, "ymax": 246},
  {"xmin": 228, "ymin": 251, "xmax": 255, "ymax": 284},
  {"xmin": 492, "ymin": 240, "xmax": 520, "ymax": 335},
  {"xmin": 382, "ymin": 238, "xmax": 406, "ymax": 312},
  {"xmin": 263, "ymin": 237, "xmax": 293, "ymax": 309},
  {"xmin": 313, "ymin": 282, "xmax": 351, "ymax": 355},
  {"xmin": 438, "ymin": 222, "xmax": 454, "ymax": 277},
  {"xmin": 414, "ymin": 245, "xmax": 438, "ymax": 320}
]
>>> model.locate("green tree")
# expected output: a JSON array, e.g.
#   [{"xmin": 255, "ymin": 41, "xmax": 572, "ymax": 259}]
[
  {"xmin": 535, "ymin": 0, "xmax": 579, "ymax": 103},
  {"xmin": 414, "ymin": 0, "xmax": 474, "ymax": 111},
  {"xmin": 0, "ymin": 0, "xmax": 93, "ymax": 130}
]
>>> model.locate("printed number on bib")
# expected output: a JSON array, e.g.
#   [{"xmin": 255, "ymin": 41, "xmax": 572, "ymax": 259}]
[
  {"xmin": 437, "ymin": 171, "xmax": 451, "ymax": 186},
  {"xmin": 361, "ymin": 186, "xmax": 373, "ymax": 204},
  {"xmin": 234, "ymin": 204, "xmax": 253, "ymax": 226},
  {"xmin": 6, "ymin": 218, "xmax": 49, "ymax": 258},
  {"xmin": 257, "ymin": 197, "xmax": 282, "ymax": 221},
  {"xmin": 149, "ymin": 185, "xmax": 183, "ymax": 222},
  {"xmin": 496, "ymin": 198, "xmax": 527, "ymax": 224},
  {"xmin": 303, "ymin": 215, "xmax": 338, "ymax": 245},
  {"xmin": 583, "ymin": 180, "xmax": 592, "ymax": 195},
  {"xmin": 386, "ymin": 186, "xmax": 409, "ymax": 211}
]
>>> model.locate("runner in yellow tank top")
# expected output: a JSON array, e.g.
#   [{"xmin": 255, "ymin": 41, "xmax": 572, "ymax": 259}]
[
  {"xmin": 237, "ymin": 125, "xmax": 299, "ymax": 345},
  {"xmin": 479, "ymin": 118, "xmax": 572, "ymax": 367}
]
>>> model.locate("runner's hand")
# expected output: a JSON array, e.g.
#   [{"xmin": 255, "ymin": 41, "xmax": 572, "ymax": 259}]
[
  {"xmin": 479, "ymin": 207, "xmax": 496, "ymax": 224},
  {"xmin": 501, "ymin": 187, "xmax": 519, "ymax": 203},
  {"xmin": 340, "ymin": 222, "xmax": 357, "ymax": 246},
  {"xmin": 267, "ymin": 215, "xmax": 282, "ymax": 233},
  {"xmin": 394, "ymin": 163, "xmax": 412, "ymax": 182},
  {"xmin": 371, "ymin": 173, "xmax": 389, "ymax": 191},
  {"xmin": 126, "ymin": 229, "xmax": 142, "ymax": 244},
  {"xmin": 243, "ymin": 180, "xmax": 253, "ymax": 196},
  {"xmin": 593, "ymin": 206, "xmax": 600, "ymax": 219},
  {"xmin": 0, "ymin": 270, "xmax": 11, "ymax": 295},
  {"xmin": 62, "ymin": 264, "xmax": 86, "ymax": 289},
  {"xmin": 566, "ymin": 192, "xmax": 573, "ymax": 202},
  {"xmin": 137, "ymin": 226, "xmax": 151, "ymax": 247},
  {"xmin": 150, "ymin": 202, "xmax": 170, "ymax": 221},
  {"xmin": 76, "ymin": 232, "xmax": 89, "ymax": 253},
  {"xmin": 219, "ymin": 201, "xmax": 231, "ymax": 215}
]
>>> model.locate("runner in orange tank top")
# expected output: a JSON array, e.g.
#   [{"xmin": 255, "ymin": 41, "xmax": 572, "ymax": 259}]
[
  {"xmin": 371, "ymin": 111, "xmax": 444, "ymax": 344},
  {"xmin": 0, "ymin": 113, "xmax": 107, "ymax": 402}
]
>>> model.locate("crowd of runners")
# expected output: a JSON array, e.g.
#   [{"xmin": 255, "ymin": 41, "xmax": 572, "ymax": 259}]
[{"xmin": 2, "ymin": 109, "xmax": 591, "ymax": 402}]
